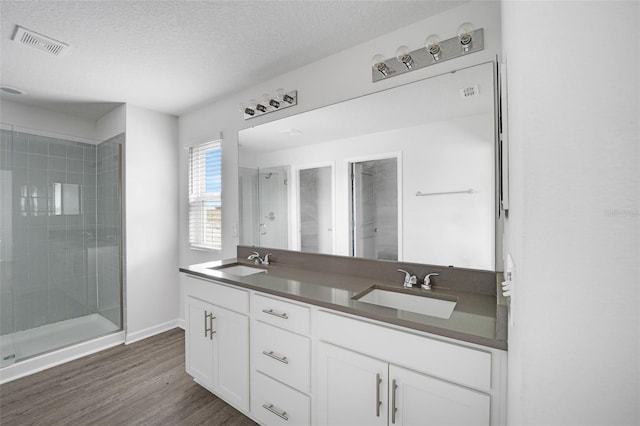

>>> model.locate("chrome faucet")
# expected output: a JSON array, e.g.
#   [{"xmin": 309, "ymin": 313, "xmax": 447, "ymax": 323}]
[
  {"xmin": 421, "ymin": 273, "xmax": 439, "ymax": 290},
  {"xmin": 248, "ymin": 251, "xmax": 271, "ymax": 265},
  {"xmin": 398, "ymin": 269, "xmax": 417, "ymax": 288}
]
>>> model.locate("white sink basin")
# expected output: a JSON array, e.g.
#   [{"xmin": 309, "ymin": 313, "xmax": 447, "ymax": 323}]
[
  {"xmin": 213, "ymin": 264, "xmax": 267, "ymax": 276},
  {"xmin": 355, "ymin": 288, "xmax": 457, "ymax": 319}
]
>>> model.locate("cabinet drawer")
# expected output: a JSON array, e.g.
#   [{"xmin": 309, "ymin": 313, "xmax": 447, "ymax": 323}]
[
  {"xmin": 252, "ymin": 293, "xmax": 310, "ymax": 334},
  {"xmin": 317, "ymin": 310, "xmax": 492, "ymax": 391},
  {"xmin": 253, "ymin": 320, "xmax": 311, "ymax": 393},
  {"xmin": 185, "ymin": 275, "xmax": 249, "ymax": 314},
  {"xmin": 252, "ymin": 371, "xmax": 310, "ymax": 426}
]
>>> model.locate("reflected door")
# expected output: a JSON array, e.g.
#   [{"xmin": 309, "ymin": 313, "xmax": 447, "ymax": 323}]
[
  {"xmin": 350, "ymin": 158, "xmax": 398, "ymax": 261},
  {"xmin": 298, "ymin": 166, "xmax": 333, "ymax": 254}
]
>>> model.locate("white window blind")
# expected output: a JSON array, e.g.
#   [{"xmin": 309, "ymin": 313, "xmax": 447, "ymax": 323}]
[{"xmin": 189, "ymin": 140, "xmax": 222, "ymax": 250}]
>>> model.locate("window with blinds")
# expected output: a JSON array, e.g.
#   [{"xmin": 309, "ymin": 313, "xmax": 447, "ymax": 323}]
[{"xmin": 188, "ymin": 140, "xmax": 222, "ymax": 250}]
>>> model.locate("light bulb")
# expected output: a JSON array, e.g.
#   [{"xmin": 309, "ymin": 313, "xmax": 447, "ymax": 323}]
[
  {"xmin": 395, "ymin": 45, "xmax": 414, "ymax": 69},
  {"xmin": 425, "ymin": 34, "xmax": 441, "ymax": 60},
  {"xmin": 371, "ymin": 54, "xmax": 385, "ymax": 68},
  {"xmin": 242, "ymin": 102, "xmax": 255, "ymax": 116},
  {"xmin": 371, "ymin": 54, "xmax": 390, "ymax": 77},
  {"xmin": 457, "ymin": 22, "xmax": 474, "ymax": 50},
  {"xmin": 249, "ymin": 98, "xmax": 265, "ymax": 113},
  {"xmin": 261, "ymin": 94, "xmax": 272, "ymax": 108}
]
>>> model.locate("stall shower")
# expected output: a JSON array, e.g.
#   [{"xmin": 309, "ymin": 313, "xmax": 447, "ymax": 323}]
[
  {"xmin": 0, "ymin": 125, "xmax": 124, "ymax": 369},
  {"xmin": 239, "ymin": 166, "xmax": 288, "ymax": 249}
]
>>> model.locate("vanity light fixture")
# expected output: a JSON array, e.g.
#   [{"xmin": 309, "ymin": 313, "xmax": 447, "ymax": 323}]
[
  {"xmin": 371, "ymin": 23, "xmax": 484, "ymax": 82},
  {"xmin": 242, "ymin": 89, "xmax": 298, "ymax": 120}
]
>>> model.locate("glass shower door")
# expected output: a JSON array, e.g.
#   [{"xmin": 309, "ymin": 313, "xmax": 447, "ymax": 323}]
[{"xmin": 0, "ymin": 125, "xmax": 15, "ymax": 367}]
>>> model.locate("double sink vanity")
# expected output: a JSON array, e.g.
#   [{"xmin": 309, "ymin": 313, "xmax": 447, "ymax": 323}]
[
  {"xmin": 180, "ymin": 246, "xmax": 507, "ymax": 426},
  {"xmin": 180, "ymin": 59, "xmax": 508, "ymax": 425}
]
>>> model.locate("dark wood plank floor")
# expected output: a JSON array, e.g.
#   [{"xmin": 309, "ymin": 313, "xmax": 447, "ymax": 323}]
[{"xmin": 0, "ymin": 328, "xmax": 258, "ymax": 426}]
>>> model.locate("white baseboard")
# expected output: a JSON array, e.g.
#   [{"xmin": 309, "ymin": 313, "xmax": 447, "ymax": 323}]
[
  {"xmin": 125, "ymin": 319, "xmax": 181, "ymax": 345},
  {"xmin": 0, "ymin": 331, "xmax": 125, "ymax": 384},
  {"xmin": 177, "ymin": 318, "xmax": 185, "ymax": 330}
]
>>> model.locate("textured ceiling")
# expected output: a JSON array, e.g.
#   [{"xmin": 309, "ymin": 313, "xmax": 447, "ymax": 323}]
[{"xmin": 0, "ymin": 0, "xmax": 467, "ymax": 120}]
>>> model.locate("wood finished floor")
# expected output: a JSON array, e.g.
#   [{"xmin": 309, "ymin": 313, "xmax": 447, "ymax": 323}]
[{"xmin": 0, "ymin": 328, "xmax": 258, "ymax": 426}]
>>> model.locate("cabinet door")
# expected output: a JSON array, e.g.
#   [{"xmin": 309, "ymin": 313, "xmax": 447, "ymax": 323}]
[
  {"xmin": 185, "ymin": 296, "xmax": 214, "ymax": 387},
  {"xmin": 389, "ymin": 365, "xmax": 490, "ymax": 426},
  {"xmin": 317, "ymin": 342, "xmax": 388, "ymax": 426},
  {"xmin": 211, "ymin": 304, "xmax": 250, "ymax": 412}
]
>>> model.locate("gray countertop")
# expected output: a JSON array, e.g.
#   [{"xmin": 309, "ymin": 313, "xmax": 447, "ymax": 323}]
[{"xmin": 180, "ymin": 259, "xmax": 507, "ymax": 351}]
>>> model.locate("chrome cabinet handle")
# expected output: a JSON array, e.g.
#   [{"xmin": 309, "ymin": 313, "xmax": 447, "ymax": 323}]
[
  {"xmin": 204, "ymin": 311, "xmax": 215, "ymax": 339},
  {"xmin": 262, "ymin": 308, "xmax": 289, "ymax": 319},
  {"xmin": 262, "ymin": 350, "xmax": 289, "ymax": 364},
  {"xmin": 203, "ymin": 311, "xmax": 208, "ymax": 337},
  {"xmin": 391, "ymin": 379, "xmax": 398, "ymax": 424},
  {"xmin": 376, "ymin": 373, "xmax": 382, "ymax": 417},
  {"xmin": 262, "ymin": 403, "xmax": 288, "ymax": 421}
]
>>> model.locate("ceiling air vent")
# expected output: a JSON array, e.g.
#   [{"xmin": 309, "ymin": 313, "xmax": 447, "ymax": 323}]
[{"xmin": 13, "ymin": 25, "xmax": 70, "ymax": 57}]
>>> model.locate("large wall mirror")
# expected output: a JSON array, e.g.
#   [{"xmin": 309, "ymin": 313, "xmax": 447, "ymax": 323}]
[{"xmin": 239, "ymin": 61, "xmax": 498, "ymax": 270}]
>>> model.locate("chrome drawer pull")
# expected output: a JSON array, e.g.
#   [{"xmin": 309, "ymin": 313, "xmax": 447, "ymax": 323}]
[
  {"xmin": 262, "ymin": 350, "xmax": 289, "ymax": 364},
  {"xmin": 262, "ymin": 308, "xmax": 289, "ymax": 319},
  {"xmin": 262, "ymin": 403, "xmax": 289, "ymax": 421}
]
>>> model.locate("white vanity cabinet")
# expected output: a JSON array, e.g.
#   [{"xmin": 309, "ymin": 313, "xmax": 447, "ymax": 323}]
[
  {"xmin": 317, "ymin": 342, "xmax": 389, "ymax": 426},
  {"xmin": 182, "ymin": 274, "xmax": 506, "ymax": 426},
  {"xmin": 389, "ymin": 364, "xmax": 490, "ymax": 426},
  {"xmin": 184, "ymin": 277, "xmax": 250, "ymax": 413},
  {"xmin": 317, "ymin": 342, "xmax": 490, "ymax": 426},
  {"xmin": 250, "ymin": 293, "xmax": 312, "ymax": 426},
  {"xmin": 316, "ymin": 311, "xmax": 503, "ymax": 426}
]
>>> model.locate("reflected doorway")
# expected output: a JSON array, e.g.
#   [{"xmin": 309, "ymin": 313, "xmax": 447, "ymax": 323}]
[
  {"xmin": 298, "ymin": 165, "xmax": 333, "ymax": 254},
  {"xmin": 350, "ymin": 157, "xmax": 399, "ymax": 260}
]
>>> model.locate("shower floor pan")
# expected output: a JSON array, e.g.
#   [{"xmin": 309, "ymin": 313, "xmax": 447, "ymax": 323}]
[{"xmin": 2, "ymin": 314, "xmax": 119, "ymax": 362}]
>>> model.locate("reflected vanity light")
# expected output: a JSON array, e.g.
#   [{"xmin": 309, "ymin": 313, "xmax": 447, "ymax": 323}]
[
  {"xmin": 371, "ymin": 23, "xmax": 484, "ymax": 82},
  {"xmin": 242, "ymin": 89, "xmax": 297, "ymax": 120}
]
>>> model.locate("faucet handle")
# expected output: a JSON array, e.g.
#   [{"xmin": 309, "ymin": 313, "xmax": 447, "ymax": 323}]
[
  {"xmin": 263, "ymin": 254, "xmax": 272, "ymax": 265},
  {"xmin": 421, "ymin": 273, "xmax": 439, "ymax": 290},
  {"xmin": 398, "ymin": 269, "xmax": 417, "ymax": 288}
]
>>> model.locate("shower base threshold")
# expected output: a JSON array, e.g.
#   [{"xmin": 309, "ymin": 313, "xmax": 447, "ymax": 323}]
[{"xmin": 0, "ymin": 314, "xmax": 122, "ymax": 383}]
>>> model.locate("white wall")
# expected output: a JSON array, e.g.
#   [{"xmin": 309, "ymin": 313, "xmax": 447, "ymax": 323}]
[
  {"xmin": 178, "ymin": 0, "xmax": 502, "ymax": 318},
  {"xmin": 124, "ymin": 105, "xmax": 180, "ymax": 341},
  {"xmin": 502, "ymin": 1, "xmax": 639, "ymax": 424},
  {"xmin": 0, "ymin": 100, "xmax": 98, "ymax": 143},
  {"xmin": 96, "ymin": 104, "xmax": 126, "ymax": 141}
]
